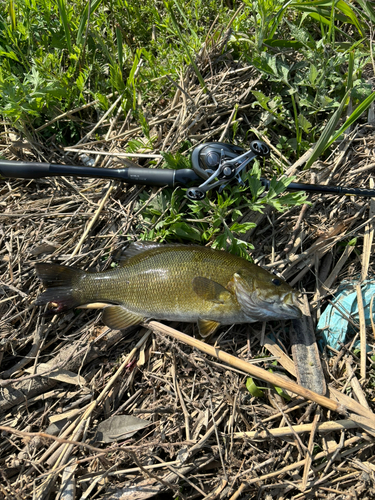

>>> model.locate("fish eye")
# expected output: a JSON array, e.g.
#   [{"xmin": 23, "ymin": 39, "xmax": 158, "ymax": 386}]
[{"xmin": 272, "ymin": 278, "xmax": 281, "ymax": 286}]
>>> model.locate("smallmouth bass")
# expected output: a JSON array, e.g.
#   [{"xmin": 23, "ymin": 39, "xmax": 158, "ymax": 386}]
[{"xmin": 34, "ymin": 243, "xmax": 301, "ymax": 337}]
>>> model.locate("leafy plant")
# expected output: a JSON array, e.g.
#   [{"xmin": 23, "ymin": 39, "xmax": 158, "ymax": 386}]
[
  {"xmin": 0, "ymin": 0, "xmax": 230, "ymax": 133},
  {"xmin": 229, "ymin": 0, "xmax": 372, "ymax": 160},
  {"xmin": 136, "ymin": 155, "xmax": 308, "ymax": 258},
  {"xmin": 304, "ymin": 88, "xmax": 375, "ymax": 170}
]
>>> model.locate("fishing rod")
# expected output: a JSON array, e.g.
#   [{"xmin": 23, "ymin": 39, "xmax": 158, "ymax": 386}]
[{"xmin": 1, "ymin": 140, "xmax": 375, "ymax": 200}]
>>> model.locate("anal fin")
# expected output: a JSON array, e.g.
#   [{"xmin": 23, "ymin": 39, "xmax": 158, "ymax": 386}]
[
  {"xmin": 102, "ymin": 306, "xmax": 144, "ymax": 330},
  {"xmin": 198, "ymin": 319, "xmax": 220, "ymax": 338}
]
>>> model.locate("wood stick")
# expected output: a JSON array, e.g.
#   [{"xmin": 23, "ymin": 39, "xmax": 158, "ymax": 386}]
[
  {"xmin": 219, "ymin": 105, "xmax": 237, "ymax": 142},
  {"xmin": 147, "ymin": 321, "xmax": 375, "ymax": 426},
  {"xmin": 232, "ymin": 418, "xmax": 359, "ymax": 439},
  {"xmin": 302, "ymin": 412, "xmax": 320, "ymax": 490},
  {"xmin": 361, "ymin": 177, "xmax": 375, "ymax": 281},
  {"xmin": 356, "ymin": 283, "xmax": 367, "ymax": 381},
  {"xmin": 257, "ymin": 329, "xmax": 374, "ymax": 429},
  {"xmin": 172, "ymin": 355, "xmax": 191, "ymax": 441},
  {"xmin": 315, "ymin": 245, "xmax": 354, "ymax": 298},
  {"xmin": 345, "ymin": 358, "xmax": 370, "ymax": 409},
  {"xmin": 291, "ymin": 297, "xmax": 326, "ymax": 395}
]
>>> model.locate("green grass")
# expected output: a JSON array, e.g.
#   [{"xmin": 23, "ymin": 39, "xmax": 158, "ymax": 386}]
[
  {"xmin": 1, "ymin": 0, "xmax": 374, "ymax": 252},
  {"xmin": 0, "ymin": 0, "xmax": 229, "ymax": 128},
  {"xmin": 1, "ymin": 0, "xmax": 372, "ymax": 136}
]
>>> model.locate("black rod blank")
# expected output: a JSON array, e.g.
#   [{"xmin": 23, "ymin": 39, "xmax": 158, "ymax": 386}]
[
  {"xmin": 260, "ymin": 178, "xmax": 375, "ymax": 198},
  {"xmin": 1, "ymin": 158, "xmax": 375, "ymax": 197}
]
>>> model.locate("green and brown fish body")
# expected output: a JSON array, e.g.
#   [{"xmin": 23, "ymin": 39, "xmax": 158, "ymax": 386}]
[{"xmin": 35, "ymin": 243, "xmax": 301, "ymax": 337}]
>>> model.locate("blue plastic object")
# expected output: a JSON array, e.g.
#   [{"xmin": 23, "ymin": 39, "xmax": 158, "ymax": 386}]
[{"xmin": 317, "ymin": 280, "xmax": 375, "ymax": 351}]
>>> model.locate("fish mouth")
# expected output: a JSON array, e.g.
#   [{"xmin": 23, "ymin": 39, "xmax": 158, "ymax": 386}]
[
  {"xmin": 281, "ymin": 303, "xmax": 302, "ymax": 319},
  {"xmin": 279, "ymin": 292, "xmax": 302, "ymax": 319},
  {"xmin": 259, "ymin": 300, "xmax": 302, "ymax": 320}
]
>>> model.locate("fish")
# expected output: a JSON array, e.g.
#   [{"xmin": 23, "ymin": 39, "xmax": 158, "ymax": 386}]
[{"xmin": 34, "ymin": 242, "xmax": 301, "ymax": 337}]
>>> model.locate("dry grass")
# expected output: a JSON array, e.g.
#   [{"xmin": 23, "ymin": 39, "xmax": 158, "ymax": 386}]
[{"xmin": 1, "ymin": 42, "xmax": 375, "ymax": 500}]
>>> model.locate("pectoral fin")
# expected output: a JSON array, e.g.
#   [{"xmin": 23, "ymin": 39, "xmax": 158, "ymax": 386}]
[
  {"xmin": 198, "ymin": 319, "xmax": 220, "ymax": 338},
  {"xmin": 192, "ymin": 277, "xmax": 231, "ymax": 303},
  {"xmin": 102, "ymin": 306, "xmax": 144, "ymax": 330}
]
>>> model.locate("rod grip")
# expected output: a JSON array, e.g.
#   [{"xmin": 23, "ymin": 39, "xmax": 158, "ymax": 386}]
[
  {"xmin": 123, "ymin": 167, "xmax": 176, "ymax": 187},
  {"xmin": 123, "ymin": 168, "xmax": 201, "ymax": 187},
  {"xmin": 0, "ymin": 160, "xmax": 201, "ymax": 188}
]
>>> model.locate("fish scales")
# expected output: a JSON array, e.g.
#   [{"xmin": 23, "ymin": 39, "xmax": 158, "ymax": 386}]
[{"xmin": 81, "ymin": 246, "xmax": 241, "ymax": 318}]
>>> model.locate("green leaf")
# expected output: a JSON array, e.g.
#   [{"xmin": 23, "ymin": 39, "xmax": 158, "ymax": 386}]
[
  {"xmin": 76, "ymin": 0, "xmax": 103, "ymax": 46},
  {"xmin": 273, "ymin": 384, "xmax": 291, "ymax": 401},
  {"xmin": 263, "ymin": 39, "xmax": 304, "ymax": 49},
  {"xmin": 116, "ymin": 24, "xmax": 124, "ymax": 68},
  {"xmin": 164, "ymin": 0, "xmax": 208, "ymax": 93},
  {"xmin": 355, "ymin": 0, "xmax": 375, "ymax": 23},
  {"xmin": 169, "ymin": 222, "xmax": 201, "ymax": 241},
  {"xmin": 268, "ymin": 176, "xmax": 295, "ymax": 196},
  {"xmin": 304, "ymin": 89, "xmax": 350, "ymax": 170},
  {"xmin": 161, "ymin": 152, "xmax": 191, "ymax": 170},
  {"xmin": 276, "ymin": 192, "xmax": 309, "ymax": 207},
  {"xmin": 298, "ymin": 114, "xmax": 312, "ymax": 134},
  {"xmin": 0, "ymin": 48, "xmax": 20, "ymax": 62},
  {"xmin": 326, "ymin": 90, "xmax": 375, "ymax": 149},
  {"xmin": 308, "ymin": 65, "xmax": 318, "ymax": 86},
  {"xmin": 251, "ymin": 90, "xmax": 271, "ymax": 111},
  {"xmin": 336, "ymin": 0, "xmax": 364, "ymax": 36},
  {"xmin": 8, "ymin": 0, "xmax": 16, "ymax": 31},
  {"xmin": 347, "ymin": 237, "xmax": 357, "ymax": 246},
  {"xmin": 268, "ymin": 368, "xmax": 291, "ymax": 400},
  {"xmin": 56, "ymin": 0, "xmax": 72, "ymax": 54},
  {"xmin": 346, "ymin": 50, "xmax": 354, "ymax": 93},
  {"xmin": 230, "ymin": 222, "xmax": 257, "ymax": 234},
  {"xmin": 246, "ymin": 377, "xmax": 264, "ymax": 398},
  {"xmin": 246, "ymin": 164, "xmax": 265, "ymax": 200},
  {"xmin": 138, "ymin": 110, "xmax": 150, "ymax": 140},
  {"xmin": 351, "ymin": 80, "xmax": 373, "ymax": 102},
  {"xmin": 212, "ymin": 233, "xmax": 229, "ymax": 251}
]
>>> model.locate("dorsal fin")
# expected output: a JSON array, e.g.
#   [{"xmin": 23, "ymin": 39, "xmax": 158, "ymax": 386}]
[{"xmin": 114, "ymin": 241, "xmax": 164, "ymax": 265}]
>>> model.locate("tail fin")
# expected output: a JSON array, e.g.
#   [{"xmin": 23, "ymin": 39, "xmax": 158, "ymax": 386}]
[{"xmin": 34, "ymin": 263, "xmax": 85, "ymax": 313}]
